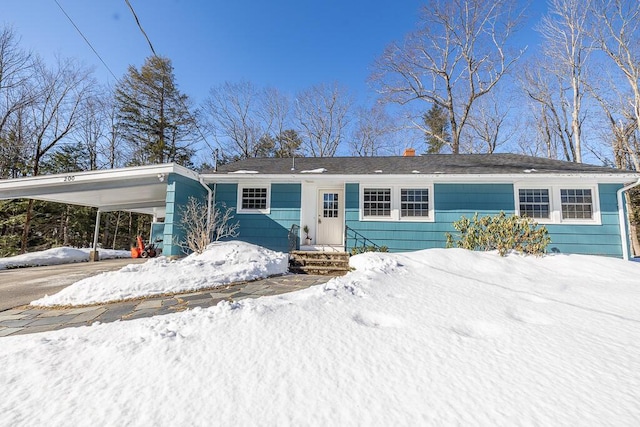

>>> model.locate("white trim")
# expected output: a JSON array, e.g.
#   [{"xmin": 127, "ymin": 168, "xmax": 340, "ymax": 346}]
[
  {"xmin": 200, "ymin": 172, "xmax": 640, "ymax": 184},
  {"xmin": 316, "ymin": 187, "xmax": 345, "ymax": 246},
  {"xmin": 617, "ymin": 179, "xmax": 640, "ymax": 260},
  {"xmin": 0, "ymin": 163, "xmax": 197, "ymax": 193},
  {"xmin": 237, "ymin": 183, "xmax": 271, "ymax": 214},
  {"xmin": 359, "ymin": 184, "xmax": 435, "ymax": 223},
  {"xmin": 514, "ymin": 183, "xmax": 602, "ymax": 225}
]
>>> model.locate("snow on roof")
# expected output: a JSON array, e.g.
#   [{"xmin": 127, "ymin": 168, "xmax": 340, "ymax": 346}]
[{"xmin": 300, "ymin": 168, "xmax": 327, "ymax": 174}]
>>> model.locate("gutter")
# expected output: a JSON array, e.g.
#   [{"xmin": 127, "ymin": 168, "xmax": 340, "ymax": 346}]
[
  {"xmin": 617, "ymin": 178, "xmax": 640, "ymax": 260},
  {"xmin": 198, "ymin": 175, "xmax": 213, "ymax": 230}
]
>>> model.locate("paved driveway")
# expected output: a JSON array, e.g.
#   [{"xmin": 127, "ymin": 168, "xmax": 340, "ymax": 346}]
[{"xmin": 0, "ymin": 258, "xmax": 146, "ymax": 312}]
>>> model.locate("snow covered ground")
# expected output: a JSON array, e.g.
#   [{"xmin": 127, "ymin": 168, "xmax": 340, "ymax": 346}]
[
  {"xmin": 30, "ymin": 241, "xmax": 289, "ymax": 306},
  {"xmin": 0, "ymin": 247, "xmax": 130, "ymax": 270},
  {"xmin": 1, "ymin": 247, "xmax": 639, "ymax": 426}
]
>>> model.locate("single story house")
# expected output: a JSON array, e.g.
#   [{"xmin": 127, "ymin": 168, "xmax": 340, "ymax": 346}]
[{"xmin": 1, "ymin": 153, "xmax": 639, "ymax": 259}]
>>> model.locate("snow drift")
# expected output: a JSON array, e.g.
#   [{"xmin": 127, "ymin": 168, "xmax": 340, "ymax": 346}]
[
  {"xmin": 1, "ymin": 248, "xmax": 639, "ymax": 426},
  {"xmin": 30, "ymin": 241, "xmax": 289, "ymax": 306},
  {"xmin": 0, "ymin": 247, "xmax": 130, "ymax": 270}
]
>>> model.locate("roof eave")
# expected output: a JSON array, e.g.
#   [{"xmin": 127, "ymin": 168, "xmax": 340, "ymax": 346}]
[{"xmin": 200, "ymin": 172, "xmax": 640, "ymax": 184}]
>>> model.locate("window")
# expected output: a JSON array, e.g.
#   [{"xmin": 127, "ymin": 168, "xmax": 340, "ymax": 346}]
[
  {"xmin": 238, "ymin": 185, "xmax": 269, "ymax": 213},
  {"xmin": 323, "ymin": 193, "xmax": 339, "ymax": 218},
  {"xmin": 401, "ymin": 189, "xmax": 429, "ymax": 217},
  {"xmin": 518, "ymin": 189, "xmax": 550, "ymax": 219},
  {"xmin": 561, "ymin": 189, "xmax": 593, "ymax": 219},
  {"xmin": 360, "ymin": 185, "xmax": 434, "ymax": 222},
  {"xmin": 515, "ymin": 185, "xmax": 600, "ymax": 224},
  {"xmin": 363, "ymin": 188, "xmax": 391, "ymax": 217}
]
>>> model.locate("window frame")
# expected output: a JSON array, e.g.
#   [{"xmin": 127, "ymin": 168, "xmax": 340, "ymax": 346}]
[
  {"xmin": 360, "ymin": 184, "xmax": 434, "ymax": 222},
  {"xmin": 514, "ymin": 184, "xmax": 600, "ymax": 225},
  {"xmin": 517, "ymin": 188, "xmax": 551, "ymax": 220},
  {"xmin": 237, "ymin": 183, "xmax": 271, "ymax": 214},
  {"xmin": 400, "ymin": 187, "xmax": 431, "ymax": 219},
  {"xmin": 362, "ymin": 187, "xmax": 392, "ymax": 218},
  {"xmin": 560, "ymin": 188, "xmax": 594, "ymax": 220}
]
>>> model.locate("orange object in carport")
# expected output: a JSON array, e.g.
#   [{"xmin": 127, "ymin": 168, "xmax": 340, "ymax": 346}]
[
  {"xmin": 131, "ymin": 236, "xmax": 144, "ymax": 258},
  {"xmin": 131, "ymin": 235, "xmax": 159, "ymax": 258}
]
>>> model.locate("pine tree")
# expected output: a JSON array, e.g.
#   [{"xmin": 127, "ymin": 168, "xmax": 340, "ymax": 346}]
[
  {"xmin": 423, "ymin": 105, "xmax": 451, "ymax": 154},
  {"xmin": 115, "ymin": 56, "xmax": 195, "ymax": 166},
  {"xmin": 275, "ymin": 129, "xmax": 303, "ymax": 158}
]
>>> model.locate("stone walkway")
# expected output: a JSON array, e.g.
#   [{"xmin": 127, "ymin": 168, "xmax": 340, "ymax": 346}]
[{"xmin": 0, "ymin": 274, "xmax": 330, "ymax": 337}]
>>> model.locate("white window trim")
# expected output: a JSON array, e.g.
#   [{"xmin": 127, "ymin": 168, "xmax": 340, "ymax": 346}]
[
  {"xmin": 237, "ymin": 183, "xmax": 271, "ymax": 214},
  {"xmin": 514, "ymin": 184, "xmax": 601, "ymax": 225},
  {"xmin": 359, "ymin": 184, "xmax": 435, "ymax": 222}
]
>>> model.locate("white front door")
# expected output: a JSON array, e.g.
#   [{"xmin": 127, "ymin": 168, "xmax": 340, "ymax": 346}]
[{"xmin": 316, "ymin": 189, "xmax": 343, "ymax": 245}]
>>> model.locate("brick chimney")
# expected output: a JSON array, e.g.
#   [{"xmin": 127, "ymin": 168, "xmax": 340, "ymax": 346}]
[{"xmin": 403, "ymin": 148, "xmax": 416, "ymax": 157}]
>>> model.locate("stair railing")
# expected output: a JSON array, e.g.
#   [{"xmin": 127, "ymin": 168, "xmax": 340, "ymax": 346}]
[
  {"xmin": 344, "ymin": 225, "xmax": 383, "ymax": 253},
  {"xmin": 288, "ymin": 224, "xmax": 300, "ymax": 253}
]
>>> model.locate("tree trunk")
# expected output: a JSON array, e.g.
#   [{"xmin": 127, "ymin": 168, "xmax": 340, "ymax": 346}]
[
  {"xmin": 630, "ymin": 222, "xmax": 640, "ymax": 257},
  {"xmin": 626, "ymin": 193, "xmax": 640, "ymax": 257},
  {"xmin": 112, "ymin": 211, "xmax": 121, "ymax": 249},
  {"xmin": 20, "ymin": 199, "xmax": 34, "ymax": 254}
]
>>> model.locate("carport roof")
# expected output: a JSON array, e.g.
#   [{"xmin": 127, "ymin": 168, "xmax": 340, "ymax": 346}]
[{"xmin": 0, "ymin": 164, "xmax": 198, "ymax": 217}]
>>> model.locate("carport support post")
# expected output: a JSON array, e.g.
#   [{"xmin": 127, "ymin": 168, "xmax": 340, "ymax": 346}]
[{"xmin": 90, "ymin": 210, "xmax": 101, "ymax": 262}]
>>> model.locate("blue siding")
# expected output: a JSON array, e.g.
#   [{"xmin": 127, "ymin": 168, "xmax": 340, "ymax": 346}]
[
  {"xmin": 163, "ymin": 174, "xmax": 208, "ymax": 257},
  {"xmin": 345, "ymin": 182, "xmax": 625, "ymax": 257},
  {"xmin": 215, "ymin": 183, "xmax": 301, "ymax": 252},
  {"xmin": 345, "ymin": 183, "xmax": 515, "ymax": 252},
  {"xmin": 545, "ymin": 184, "xmax": 623, "ymax": 257},
  {"xmin": 210, "ymin": 181, "xmax": 625, "ymax": 257}
]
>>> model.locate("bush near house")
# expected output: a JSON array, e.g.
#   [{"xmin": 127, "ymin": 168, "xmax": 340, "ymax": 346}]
[
  {"xmin": 178, "ymin": 197, "xmax": 239, "ymax": 254},
  {"xmin": 446, "ymin": 212, "xmax": 550, "ymax": 256},
  {"xmin": 350, "ymin": 245, "xmax": 388, "ymax": 255}
]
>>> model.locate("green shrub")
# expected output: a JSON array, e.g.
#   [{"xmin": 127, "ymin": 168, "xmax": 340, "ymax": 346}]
[
  {"xmin": 350, "ymin": 245, "xmax": 389, "ymax": 255},
  {"xmin": 445, "ymin": 212, "xmax": 550, "ymax": 256}
]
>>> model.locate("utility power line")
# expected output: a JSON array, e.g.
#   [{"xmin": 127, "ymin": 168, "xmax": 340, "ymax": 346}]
[
  {"xmin": 124, "ymin": 0, "xmax": 157, "ymax": 57},
  {"xmin": 123, "ymin": 0, "xmax": 216, "ymax": 157},
  {"xmin": 54, "ymin": 0, "xmax": 118, "ymax": 82}
]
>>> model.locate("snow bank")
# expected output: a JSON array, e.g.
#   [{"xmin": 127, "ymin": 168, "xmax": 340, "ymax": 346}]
[
  {"xmin": 30, "ymin": 241, "xmax": 289, "ymax": 306},
  {"xmin": 0, "ymin": 247, "xmax": 130, "ymax": 270},
  {"xmin": 2, "ymin": 248, "xmax": 640, "ymax": 426}
]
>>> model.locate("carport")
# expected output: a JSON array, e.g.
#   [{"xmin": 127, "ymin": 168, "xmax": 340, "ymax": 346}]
[{"xmin": 0, "ymin": 163, "xmax": 202, "ymax": 259}]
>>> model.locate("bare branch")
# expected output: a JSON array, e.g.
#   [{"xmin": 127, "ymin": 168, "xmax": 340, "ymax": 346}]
[
  {"xmin": 372, "ymin": 0, "xmax": 525, "ymax": 153},
  {"xmin": 178, "ymin": 197, "xmax": 239, "ymax": 254}
]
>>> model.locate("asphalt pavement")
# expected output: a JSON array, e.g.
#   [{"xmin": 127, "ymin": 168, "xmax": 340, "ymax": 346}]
[{"xmin": 0, "ymin": 258, "xmax": 146, "ymax": 312}]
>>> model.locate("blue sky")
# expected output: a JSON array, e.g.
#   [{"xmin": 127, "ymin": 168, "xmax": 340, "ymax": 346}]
[{"xmin": 2, "ymin": 0, "xmax": 546, "ymax": 105}]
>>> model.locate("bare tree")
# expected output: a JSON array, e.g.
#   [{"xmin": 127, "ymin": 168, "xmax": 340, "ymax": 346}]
[
  {"xmin": 589, "ymin": 79, "xmax": 640, "ymax": 170},
  {"xmin": 20, "ymin": 56, "xmax": 94, "ymax": 252},
  {"xmin": 465, "ymin": 90, "xmax": 517, "ymax": 154},
  {"xmin": 101, "ymin": 92, "xmax": 124, "ymax": 169},
  {"xmin": 520, "ymin": 58, "xmax": 581, "ymax": 161},
  {"xmin": 529, "ymin": 0, "xmax": 594, "ymax": 162},
  {"xmin": 203, "ymin": 81, "xmax": 266, "ymax": 159},
  {"xmin": 591, "ymin": 0, "xmax": 640, "ymax": 170},
  {"xmin": 0, "ymin": 27, "xmax": 34, "ymax": 178},
  {"xmin": 73, "ymin": 92, "xmax": 107, "ymax": 170},
  {"xmin": 350, "ymin": 105, "xmax": 398, "ymax": 156},
  {"xmin": 372, "ymin": 0, "xmax": 525, "ymax": 154},
  {"xmin": 262, "ymin": 88, "xmax": 290, "ymax": 141},
  {"xmin": 178, "ymin": 197, "xmax": 239, "ymax": 254},
  {"xmin": 294, "ymin": 82, "xmax": 352, "ymax": 157}
]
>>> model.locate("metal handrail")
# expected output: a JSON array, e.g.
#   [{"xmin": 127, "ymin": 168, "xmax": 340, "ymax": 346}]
[
  {"xmin": 344, "ymin": 225, "xmax": 383, "ymax": 253},
  {"xmin": 288, "ymin": 224, "xmax": 300, "ymax": 252}
]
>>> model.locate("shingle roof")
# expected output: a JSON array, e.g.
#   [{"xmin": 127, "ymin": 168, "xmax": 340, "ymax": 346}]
[{"xmin": 206, "ymin": 154, "xmax": 635, "ymax": 175}]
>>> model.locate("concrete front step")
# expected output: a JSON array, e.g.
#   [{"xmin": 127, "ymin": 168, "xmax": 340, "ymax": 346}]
[{"xmin": 289, "ymin": 251, "xmax": 350, "ymax": 276}]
